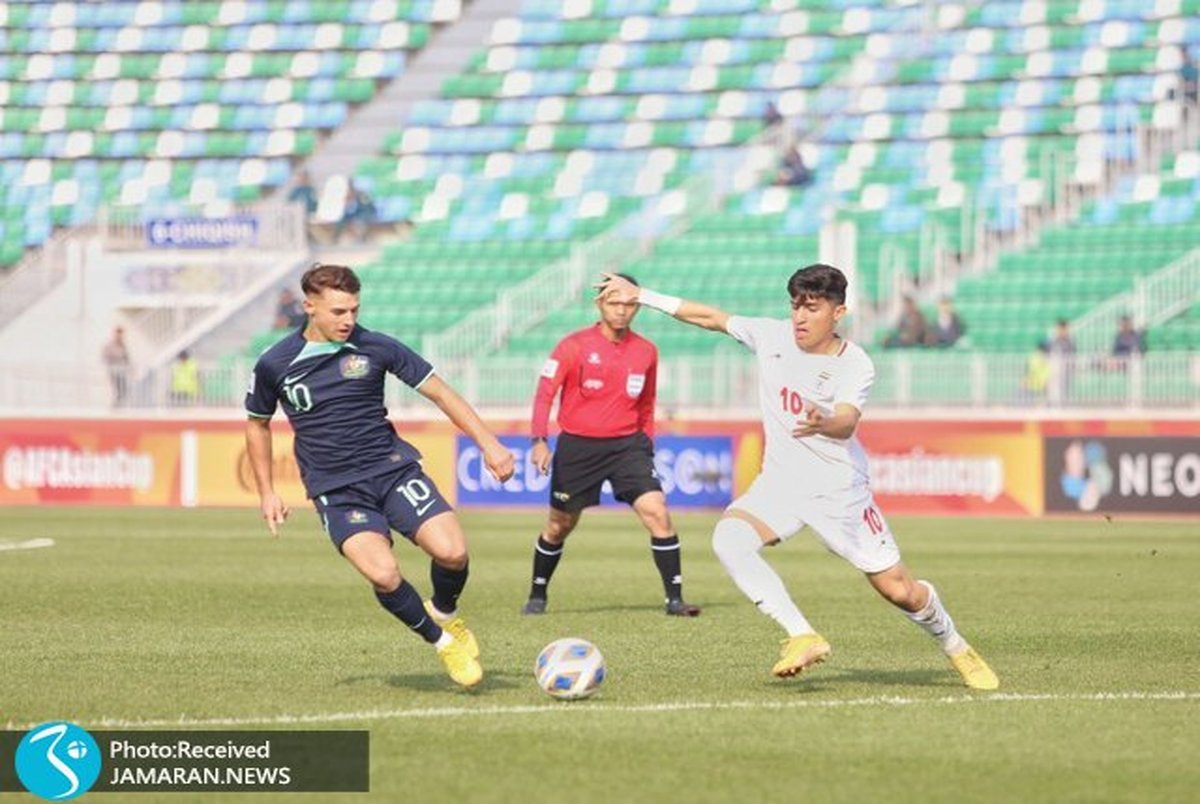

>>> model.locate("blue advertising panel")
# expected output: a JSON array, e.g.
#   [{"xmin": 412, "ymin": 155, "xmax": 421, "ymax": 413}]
[
  {"xmin": 455, "ymin": 434, "xmax": 733, "ymax": 508},
  {"xmin": 146, "ymin": 216, "xmax": 258, "ymax": 248}
]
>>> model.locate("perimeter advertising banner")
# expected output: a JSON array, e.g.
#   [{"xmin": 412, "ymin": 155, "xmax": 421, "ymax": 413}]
[
  {"xmin": 0, "ymin": 420, "xmax": 181, "ymax": 506},
  {"xmin": 1043, "ymin": 436, "xmax": 1200, "ymax": 514},
  {"xmin": 193, "ymin": 426, "xmax": 455, "ymax": 508},
  {"xmin": 455, "ymin": 434, "xmax": 734, "ymax": 508},
  {"xmin": 2, "ymin": 419, "xmax": 1196, "ymax": 517},
  {"xmin": 856, "ymin": 420, "xmax": 1043, "ymax": 516}
]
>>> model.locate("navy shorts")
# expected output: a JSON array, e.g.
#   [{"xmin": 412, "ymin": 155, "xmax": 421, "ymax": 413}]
[
  {"xmin": 550, "ymin": 432, "xmax": 662, "ymax": 513},
  {"xmin": 312, "ymin": 463, "xmax": 453, "ymax": 552}
]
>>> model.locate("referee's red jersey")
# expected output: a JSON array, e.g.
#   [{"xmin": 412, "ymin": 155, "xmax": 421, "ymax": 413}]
[{"xmin": 531, "ymin": 324, "xmax": 658, "ymax": 439}]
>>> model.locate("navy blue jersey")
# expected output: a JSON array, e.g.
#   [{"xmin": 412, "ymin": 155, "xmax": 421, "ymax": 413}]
[{"xmin": 245, "ymin": 324, "xmax": 434, "ymax": 497}]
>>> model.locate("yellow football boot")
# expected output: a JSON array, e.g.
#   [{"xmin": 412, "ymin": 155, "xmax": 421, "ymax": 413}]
[
  {"xmin": 425, "ymin": 600, "xmax": 480, "ymax": 659},
  {"xmin": 772, "ymin": 633, "xmax": 832, "ymax": 678},
  {"xmin": 949, "ymin": 645, "xmax": 1000, "ymax": 690},
  {"xmin": 436, "ymin": 639, "xmax": 483, "ymax": 688}
]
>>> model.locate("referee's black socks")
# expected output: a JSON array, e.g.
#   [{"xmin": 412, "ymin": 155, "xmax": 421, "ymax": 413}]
[
  {"xmin": 528, "ymin": 535, "xmax": 564, "ymax": 600},
  {"xmin": 651, "ymin": 534, "xmax": 684, "ymax": 601}
]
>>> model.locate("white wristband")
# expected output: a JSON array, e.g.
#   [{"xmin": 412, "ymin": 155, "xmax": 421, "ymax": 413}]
[{"xmin": 638, "ymin": 288, "xmax": 682, "ymax": 315}]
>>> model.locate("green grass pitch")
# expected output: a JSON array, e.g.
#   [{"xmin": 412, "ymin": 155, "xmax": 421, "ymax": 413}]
[{"xmin": 2, "ymin": 506, "xmax": 1197, "ymax": 803}]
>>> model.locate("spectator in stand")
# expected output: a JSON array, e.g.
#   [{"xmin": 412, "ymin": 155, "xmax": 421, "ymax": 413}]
[
  {"xmin": 274, "ymin": 288, "xmax": 307, "ymax": 330},
  {"xmin": 286, "ymin": 170, "xmax": 318, "ymax": 216},
  {"xmin": 335, "ymin": 180, "xmax": 377, "ymax": 243},
  {"xmin": 1047, "ymin": 319, "xmax": 1076, "ymax": 404},
  {"xmin": 1019, "ymin": 341, "xmax": 1051, "ymax": 404},
  {"xmin": 1111, "ymin": 315, "xmax": 1147, "ymax": 357},
  {"xmin": 926, "ymin": 296, "xmax": 966, "ymax": 348},
  {"xmin": 884, "ymin": 296, "xmax": 928, "ymax": 348},
  {"xmin": 774, "ymin": 144, "xmax": 814, "ymax": 188},
  {"xmin": 1181, "ymin": 48, "xmax": 1199, "ymax": 104},
  {"xmin": 170, "ymin": 350, "xmax": 201, "ymax": 406},
  {"xmin": 762, "ymin": 100, "xmax": 784, "ymax": 131},
  {"xmin": 102, "ymin": 326, "xmax": 131, "ymax": 407}
]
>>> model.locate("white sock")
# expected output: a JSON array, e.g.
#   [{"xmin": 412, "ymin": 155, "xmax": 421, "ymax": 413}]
[
  {"xmin": 428, "ymin": 603, "xmax": 454, "ymax": 622},
  {"xmin": 906, "ymin": 580, "xmax": 967, "ymax": 655},
  {"xmin": 711, "ymin": 518, "xmax": 814, "ymax": 637},
  {"xmin": 434, "ymin": 631, "xmax": 454, "ymax": 650}
]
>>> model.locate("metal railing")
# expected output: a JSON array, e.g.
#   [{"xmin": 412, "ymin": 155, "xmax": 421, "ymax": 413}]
[
  {"xmin": 6, "ymin": 350, "xmax": 1195, "ymax": 414},
  {"xmin": 1070, "ymin": 247, "xmax": 1200, "ymax": 354},
  {"xmin": 0, "ymin": 229, "xmax": 82, "ymax": 331}
]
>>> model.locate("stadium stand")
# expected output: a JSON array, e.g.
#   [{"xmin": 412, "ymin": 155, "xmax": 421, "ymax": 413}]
[
  {"xmin": 0, "ymin": 0, "xmax": 459, "ymax": 267},
  {"xmin": 3, "ymin": 0, "xmax": 1197, "ymax": 410}
]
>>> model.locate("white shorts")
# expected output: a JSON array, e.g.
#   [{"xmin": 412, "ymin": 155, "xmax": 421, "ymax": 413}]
[{"xmin": 726, "ymin": 472, "xmax": 901, "ymax": 574}]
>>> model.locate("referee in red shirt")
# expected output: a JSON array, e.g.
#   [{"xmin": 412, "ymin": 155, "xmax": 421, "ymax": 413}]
[{"xmin": 523, "ymin": 274, "xmax": 701, "ymax": 617}]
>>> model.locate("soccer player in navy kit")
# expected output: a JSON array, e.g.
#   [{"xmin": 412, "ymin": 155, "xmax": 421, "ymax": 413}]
[
  {"xmin": 245, "ymin": 264, "xmax": 514, "ymax": 688},
  {"xmin": 523, "ymin": 274, "xmax": 701, "ymax": 617}
]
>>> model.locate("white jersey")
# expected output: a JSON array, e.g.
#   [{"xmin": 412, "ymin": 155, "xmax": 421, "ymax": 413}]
[{"xmin": 727, "ymin": 316, "xmax": 873, "ymax": 495}]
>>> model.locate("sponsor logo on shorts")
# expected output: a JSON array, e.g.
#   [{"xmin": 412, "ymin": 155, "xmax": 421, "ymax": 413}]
[
  {"xmin": 553, "ymin": 491, "xmax": 571, "ymax": 502},
  {"xmin": 346, "ymin": 510, "xmax": 368, "ymax": 524},
  {"xmin": 340, "ymin": 354, "xmax": 370, "ymax": 379}
]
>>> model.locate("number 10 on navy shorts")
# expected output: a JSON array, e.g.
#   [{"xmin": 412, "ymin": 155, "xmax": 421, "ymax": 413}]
[{"xmin": 313, "ymin": 463, "xmax": 453, "ymax": 552}]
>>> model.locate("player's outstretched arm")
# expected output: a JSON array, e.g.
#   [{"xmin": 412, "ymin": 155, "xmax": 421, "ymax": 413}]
[
  {"xmin": 245, "ymin": 417, "xmax": 290, "ymax": 536},
  {"xmin": 419, "ymin": 374, "xmax": 516, "ymax": 482},
  {"xmin": 596, "ymin": 272, "xmax": 731, "ymax": 333}
]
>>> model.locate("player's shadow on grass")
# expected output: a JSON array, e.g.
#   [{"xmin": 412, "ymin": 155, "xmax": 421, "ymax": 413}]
[
  {"xmin": 335, "ymin": 672, "xmax": 523, "ymax": 692},
  {"xmin": 821, "ymin": 666, "xmax": 954, "ymax": 688},
  {"xmin": 550, "ymin": 601, "xmax": 733, "ymax": 615}
]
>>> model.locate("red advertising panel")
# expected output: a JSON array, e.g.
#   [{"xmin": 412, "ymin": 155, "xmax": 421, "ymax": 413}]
[
  {"xmin": 856, "ymin": 420, "xmax": 1044, "ymax": 515},
  {"xmin": 0, "ymin": 420, "xmax": 181, "ymax": 506}
]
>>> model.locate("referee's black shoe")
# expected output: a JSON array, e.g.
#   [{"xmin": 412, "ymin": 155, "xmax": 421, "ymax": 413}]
[
  {"xmin": 665, "ymin": 599, "xmax": 702, "ymax": 617},
  {"xmin": 521, "ymin": 598, "xmax": 547, "ymax": 616}
]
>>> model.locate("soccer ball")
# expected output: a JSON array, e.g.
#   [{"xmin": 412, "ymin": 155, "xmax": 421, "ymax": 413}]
[
  {"xmin": 66, "ymin": 740, "xmax": 88, "ymax": 760},
  {"xmin": 535, "ymin": 637, "xmax": 606, "ymax": 700}
]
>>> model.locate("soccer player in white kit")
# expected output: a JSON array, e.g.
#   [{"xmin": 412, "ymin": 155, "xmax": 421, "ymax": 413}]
[{"xmin": 598, "ymin": 266, "xmax": 998, "ymax": 690}]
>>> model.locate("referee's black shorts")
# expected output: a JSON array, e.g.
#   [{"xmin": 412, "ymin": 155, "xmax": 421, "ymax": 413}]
[{"xmin": 549, "ymin": 431, "xmax": 662, "ymax": 513}]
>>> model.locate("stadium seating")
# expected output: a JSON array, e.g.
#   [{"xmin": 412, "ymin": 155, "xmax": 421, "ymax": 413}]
[
  {"xmin": 0, "ymin": 0, "xmax": 456, "ymax": 265},
  {"xmin": 400, "ymin": 0, "xmax": 1199, "ymax": 364},
  {"xmin": 952, "ymin": 150, "xmax": 1200, "ymax": 353},
  {"xmin": 3, "ymin": 0, "xmax": 1195, "ymax": 414}
]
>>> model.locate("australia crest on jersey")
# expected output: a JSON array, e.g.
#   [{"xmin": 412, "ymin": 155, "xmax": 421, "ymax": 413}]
[{"xmin": 340, "ymin": 354, "xmax": 370, "ymax": 378}]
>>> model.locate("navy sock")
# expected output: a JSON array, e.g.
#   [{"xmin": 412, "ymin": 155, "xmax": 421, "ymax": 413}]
[
  {"xmin": 528, "ymin": 535, "xmax": 563, "ymax": 600},
  {"xmin": 430, "ymin": 560, "xmax": 469, "ymax": 615},
  {"xmin": 374, "ymin": 579, "xmax": 442, "ymax": 644},
  {"xmin": 651, "ymin": 535, "xmax": 684, "ymax": 601}
]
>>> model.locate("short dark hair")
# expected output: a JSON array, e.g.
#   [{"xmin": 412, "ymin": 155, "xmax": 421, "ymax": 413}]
[
  {"xmin": 616, "ymin": 272, "xmax": 639, "ymax": 287},
  {"xmin": 787, "ymin": 263, "xmax": 847, "ymax": 306},
  {"xmin": 301, "ymin": 264, "xmax": 360, "ymax": 296}
]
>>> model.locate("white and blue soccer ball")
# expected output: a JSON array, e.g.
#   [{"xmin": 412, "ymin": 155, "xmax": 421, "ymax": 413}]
[{"xmin": 535, "ymin": 637, "xmax": 606, "ymax": 700}]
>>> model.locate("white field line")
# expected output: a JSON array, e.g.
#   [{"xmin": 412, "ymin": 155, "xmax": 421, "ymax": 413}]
[
  {"xmin": 0, "ymin": 538, "xmax": 55, "ymax": 552},
  {"xmin": 9, "ymin": 691, "xmax": 1199, "ymax": 731}
]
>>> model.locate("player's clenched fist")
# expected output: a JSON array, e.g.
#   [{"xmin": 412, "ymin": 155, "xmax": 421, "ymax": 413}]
[{"xmin": 484, "ymin": 443, "xmax": 516, "ymax": 482}]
